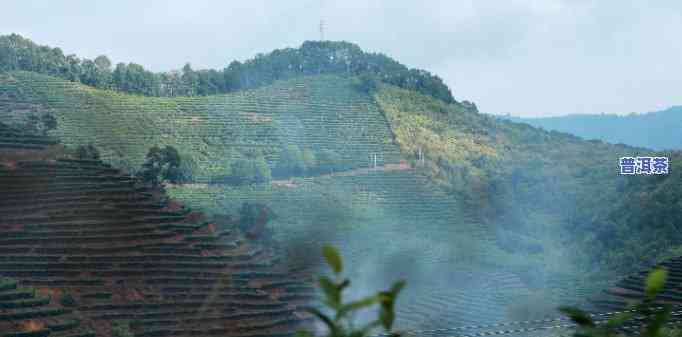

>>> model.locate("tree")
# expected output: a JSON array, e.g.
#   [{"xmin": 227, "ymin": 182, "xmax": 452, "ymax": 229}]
[
  {"xmin": 318, "ymin": 149, "xmax": 344, "ymax": 174},
  {"xmin": 352, "ymin": 73, "xmax": 378, "ymax": 94},
  {"xmin": 112, "ymin": 63, "xmax": 128, "ymax": 91},
  {"xmin": 302, "ymin": 148, "xmax": 318, "ymax": 173},
  {"xmin": 42, "ymin": 114, "xmax": 57, "ymax": 132},
  {"xmin": 238, "ymin": 202, "xmax": 276, "ymax": 240},
  {"xmin": 229, "ymin": 156, "xmax": 271, "ymax": 185},
  {"xmin": 94, "ymin": 55, "xmax": 111, "ymax": 71},
  {"xmin": 75, "ymin": 144, "xmax": 101, "ymax": 160},
  {"xmin": 181, "ymin": 63, "xmax": 198, "ymax": 96},
  {"xmin": 25, "ymin": 113, "xmax": 57, "ymax": 135},
  {"xmin": 223, "ymin": 61, "xmax": 243, "ymax": 91},
  {"xmin": 60, "ymin": 292, "xmax": 77, "ymax": 307},
  {"xmin": 80, "ymin": 59, "xmax": 99, "ymax": 86},
  {"xmin": 65, "ymin": 54, "xmax": 82, "ymax": 82},
  {"xmin": 137, "ymin": 145, "xmax": 185, "ymax": 187},
  {"xmin": 0, "ymin": 34, "xmax": 458, "ymax": 102},
  {"xmin": 111, "ymin": 321, "xmax": 134, "ymax": 337},
  {"xmin": 276, "ymin": 145, "xmax": 306, "ymax": 176}
]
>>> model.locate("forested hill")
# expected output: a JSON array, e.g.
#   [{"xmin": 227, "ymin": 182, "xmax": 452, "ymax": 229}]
[
  {"xmin": 2, "ymin": 35, "xmax": 682, "ymax": 318},
  {"xmin": 499, "ymin": 106, "xmax": 682, "ymax": 150},
  {"xmin": 0, "ymin": 33, "xmax": 460, "ymax": 104}
]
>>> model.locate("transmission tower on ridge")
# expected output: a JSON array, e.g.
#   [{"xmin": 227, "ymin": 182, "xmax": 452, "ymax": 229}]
[{"xmin": 319, "ymin": 19, "xmax": 325, "ymax": 41}]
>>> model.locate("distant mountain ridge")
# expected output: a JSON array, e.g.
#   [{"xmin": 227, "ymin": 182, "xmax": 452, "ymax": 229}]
[{"xmin": 498, "ymin": 106, "xmax": 682, "ymax": 150}]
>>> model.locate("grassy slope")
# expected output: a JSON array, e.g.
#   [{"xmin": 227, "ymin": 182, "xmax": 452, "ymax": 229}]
[{"xmin": 0, "ymin": 71, "xmax": 400, "ymax": 180}]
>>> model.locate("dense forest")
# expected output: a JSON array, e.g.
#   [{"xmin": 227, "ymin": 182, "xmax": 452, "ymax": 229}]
[
  {"xmin": 0, "ymin": 33, "xmax": 461, "ymax": 105},
  {"xmin": 501, "ymin": 106, "xmax": 682, "ymax": 150},
  {"xmin": 376, "ymin": 86, "xmax": 682, "ymax": 277}
]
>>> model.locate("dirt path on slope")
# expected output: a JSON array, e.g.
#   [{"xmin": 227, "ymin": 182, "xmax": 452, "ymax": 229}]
[{"xmin": 271, "ymin": 161, "xmax": 413, "ymax": 187}]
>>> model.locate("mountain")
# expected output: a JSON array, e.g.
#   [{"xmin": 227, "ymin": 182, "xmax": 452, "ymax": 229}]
[
  {"xmin": 0, "ymin": 33, "xmax": 459, "ymax": 104},
  {"xmin": 1, "ymin": 35, "xmax": 681, "ymax": 330},
  {"xmin": 500, "ymin": 106, "xmax": 682, "ymax": 150}
]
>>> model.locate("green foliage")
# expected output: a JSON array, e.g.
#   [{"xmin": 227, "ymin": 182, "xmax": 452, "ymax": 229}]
[
  {"xmin": 0, "ymin": 71, "xmax": 398, "ymax": 183},
  {"xmin": 59, "ymin": 292, "xmax": 77, "ymax": 307},
  {"xmin": 276, "ymin": 145, "xmax": 306, "ymax": 176},
  {"xmin": 25, "ymin": 113, "xmax": 57, "ymax": 135},
  {"xmin": 137, "ymin": 145, "xmax": 186, "ymax": 187},
  {"xmin": 74, "ymin": 144, "xmax": 101, "ymax": 160},
  {"xmin": 238, "ymin": 202, "xmax": 276, "ymax": 239},
  {"xmin": 317, "ymin": 149, "xmax": 346, "ymax": 174},
  {"xmin": 375, "ymin": 85, "xmax": 682, "ymax": 279},
  {"xmin": 228, "ymin": 156, "xmax": 272, "ymax": 185},
  {"xmin": 303, "ymin": 148, "xmax": 318, "ymax": 172},
  {"xmin": 352, "ymin": 74, "xmax": 378, "ymax": 94},
  {"xmin": 111, "ymin": 321, "xmax": 134, "ymax": 337},
  {"xmin": 560, "ymin": 268, "xmax": 679, "ymax": 337},
  {"xmin": 0, "ymin": 34, "xmax": 455, "ymax": 103},
  {"xmin": 322, "ymin": 245, "xmax": 343, "ymax": 274},
  {"xmin": 274, "ymin": 146, "xmax": 331, "ymax": 177},
  {"xmin": 645, "ymin": 268, "xmax": 668, "ymax": 300},
  {"xmin": 42, "ymin": 114, "xmax": 57, "ymax": 132},
  {"xmin": 298, "ymin": 245, "xmax": 406, "ymax": 337}
]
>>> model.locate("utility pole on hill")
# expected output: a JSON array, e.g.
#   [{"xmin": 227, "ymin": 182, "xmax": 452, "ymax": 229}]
[{"xmin": 319, "ymin": 20, "xmax": 325, "ymax": 41}]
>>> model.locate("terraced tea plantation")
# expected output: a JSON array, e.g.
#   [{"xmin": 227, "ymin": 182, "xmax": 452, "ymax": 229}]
[
  {"xmin": 168, "ymin": 168, "xmax": 592, "ymax": 330},
  {"xmin": 0, "ymin": 129, "xmax": 316, "ymax": 337},
  {"xmin": 594, "ymin": 255, "xmax": 682, "ymax": 311},
  {"xmin": 0, "ymin": 69, "xmax": 632, "ymax": 334},
  {"xmin": 0, "ymin": 72, "xmax": 401, "ymax": 180},
  {"xmin": 0, "ymin": 276, "xmax": 95, "ymax": 337}
]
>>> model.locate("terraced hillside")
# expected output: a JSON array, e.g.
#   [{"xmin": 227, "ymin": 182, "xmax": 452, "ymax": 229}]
[
  {"xmin": 593, "ymin": 255, "xmax": 682, "ymax": 311},
  {"xmin": 0, "ymin": 71, "xmax": 401, "ymax": 180},
  {"xmin": 168, "ymin": 168, "xmax": 597, "ymax": 329},
  {"xmin": 0, "ymin": 276, "xmax": 95, "ymax": 337},
  {"xmin": 2, "ymin": 60, "xmax": 681, "ymax": 334},
  {"xmin": 0, "ymin": 127, "xmax": 315, "ymax": 337},
  {"xmin": 0, "ymin": 69, "xmax": 548, "ymax": 330}
]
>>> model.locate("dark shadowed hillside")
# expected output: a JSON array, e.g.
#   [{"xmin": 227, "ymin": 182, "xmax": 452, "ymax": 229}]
[{"xmin": 0, "ymin": 123, "xmax": 315, "ymax": 337}]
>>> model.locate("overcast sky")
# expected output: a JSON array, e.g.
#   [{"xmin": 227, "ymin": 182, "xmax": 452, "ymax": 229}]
[{"xmin": 3, "ymin": 0, "xmax": 681, "ymax": 117}]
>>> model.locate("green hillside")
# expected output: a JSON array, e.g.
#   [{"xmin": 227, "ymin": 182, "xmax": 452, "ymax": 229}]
[
  {"xmin": 0, "ymin": 71, "xmax": 401, "ymax": 180},
  {"xmin": 502, "ymin": 106, "xmax": 682, "ymax": 150},
  {"xmin": 376, "ymin": 85, "xmax": 682, "ymax": 275},
  {"xmin": 0, "ymin": 34, "xmax": 456, "ymax": 103},
  {"xmin": 1, "ymin": 48, "xmax": 681, "ymax": 329}
]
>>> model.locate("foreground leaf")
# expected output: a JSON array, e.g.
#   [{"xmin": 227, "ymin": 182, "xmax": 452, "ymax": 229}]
[
  {"xmin": 295, "ymin": 330, "xmax": 315, "ymax": 337},
  {"xmin": 338, "ymin": 295, "xmax": 380, "ymax": 319},
  {"xmin": 645, "ymin": 268, "xmax": 668, "ymax": 300},
  {"xmin": 559, "ymin": 306, "xmax": 595, "ymax": 327},
  {"xmin": 305, "ymin": 307, "xmax": 337, "ymax": 334},
  {"xmin": 318, "ymin": 276, "xmax": 341, "ymax": 309},
  {"xmin": 323, "ymin": 245, "xmax": 343, "ymax": 274}
]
